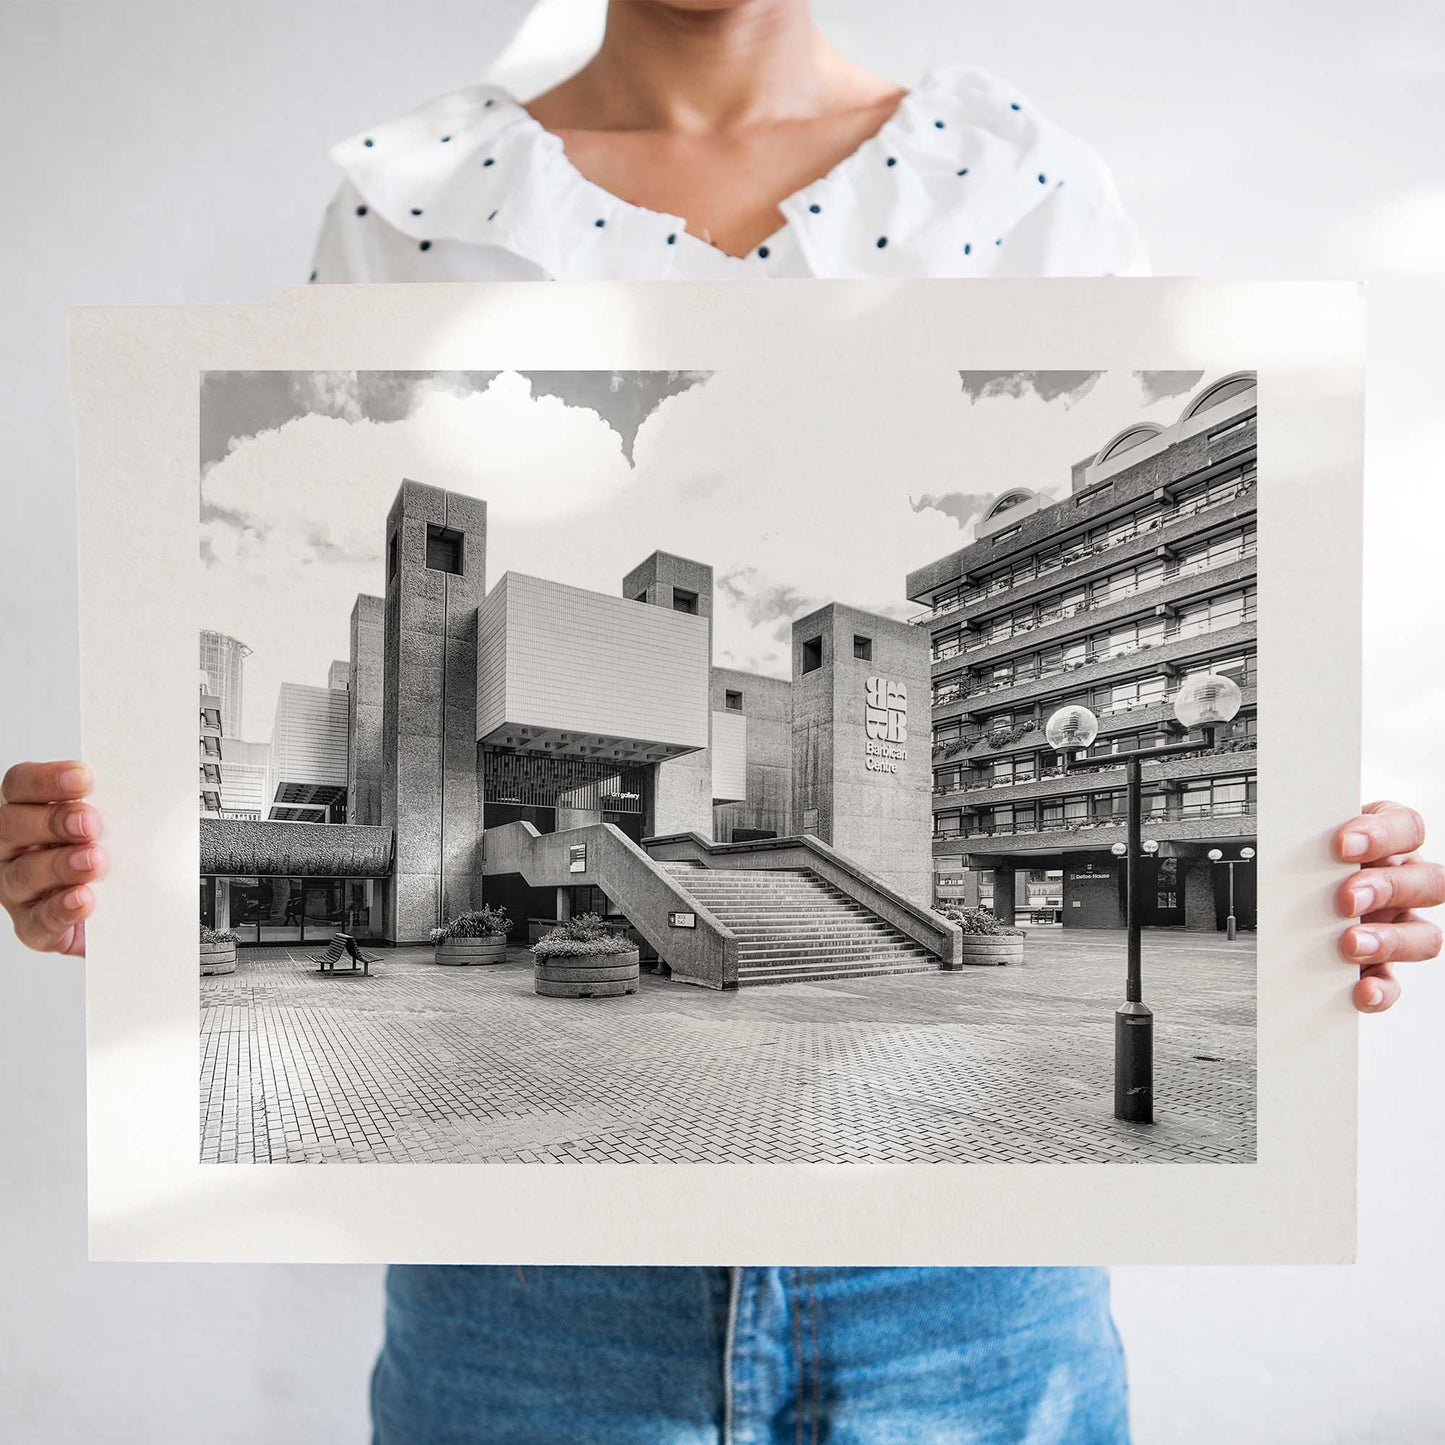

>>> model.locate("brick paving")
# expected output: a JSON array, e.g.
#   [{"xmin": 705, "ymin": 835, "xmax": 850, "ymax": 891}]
[{"xmin": 199, "ymin": 928, "xmax": 1255, "ymax": 1165}]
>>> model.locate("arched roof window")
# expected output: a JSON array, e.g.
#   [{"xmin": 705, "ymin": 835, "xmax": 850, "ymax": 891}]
[
  {"xmin": 1096, "ymin": 425, "xmax": 1162, "ymax": 464},
  {"xmin": 985, "ymin": 489, "xmax": 1033, "ymax": 519},
  {"xmin": 1182, "ymin": 374, "xmax": 1257, "ymax": 420}
]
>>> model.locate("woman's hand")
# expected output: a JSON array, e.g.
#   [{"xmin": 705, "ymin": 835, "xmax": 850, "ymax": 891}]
[
  {"xmin": 0, "ymin": 761, "xmax": 106, "ymax": 956},
  {"xmin": 1335, "ymin": 801, "xmax": 1444, "ymax": 1013}
]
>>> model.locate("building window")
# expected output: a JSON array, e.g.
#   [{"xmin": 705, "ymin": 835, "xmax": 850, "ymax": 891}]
[
  {"xmin": 672, "ymin": 588, "xmax": 698, "ymax": 615},
  {"xmin": 386, "ymin": 530, "xmax": 399, "ymax": 581},
  {"xmin": 425, "ymin": 524, "xmax": 464, "ymax": 575},
  {"xmin": 853, "ymin": 634, "xmax": 873, "ymax": 661},
  {"xmin": 724, "ymin": 690, "xmax": 743, "ymax": 712},
  {"xmin": 801, "ymin": 636, "xmax": 824, "ymax": 674}
]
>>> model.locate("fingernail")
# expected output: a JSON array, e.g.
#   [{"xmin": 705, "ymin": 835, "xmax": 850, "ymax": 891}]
[
  {"xmin": 1351, "ymin": 883, "xmax": 1377, "ymax": 916},
  {"xmin": 71, "ymin": 848, "xmax": 97, "ymax": 873},
  {"xmin": 1341, "ymin": 831, "xmax": 1369, "ymax": 860},
  {"xmin": 63, "ymin": 888, "xmax": 87, "ymax": 912},
  {"xmin": 1362, "ymin": 982, "xmax": 1383, "ymax": 1009},
  {"xmin": 58, "ymin": 767, "xmax": 90, "ymax": 793},
  {"xmin": 64, "ymin": 809, "xmax": 90, "ymax": 839},
  {"xmin": 1352, "ymin": 929, "xmax": 1380, "ymax": 956}
]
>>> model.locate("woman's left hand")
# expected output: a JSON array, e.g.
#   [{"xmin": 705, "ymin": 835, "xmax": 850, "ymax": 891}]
[{"xmin": 1334, "ymin": 801, "xmax": 1444, "ymax": 1012}]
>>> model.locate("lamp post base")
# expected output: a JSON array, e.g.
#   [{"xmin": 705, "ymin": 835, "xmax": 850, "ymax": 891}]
[{"xmin": 1115, "ymin": 1001, "xmax": 1154, "ymax": 1124}]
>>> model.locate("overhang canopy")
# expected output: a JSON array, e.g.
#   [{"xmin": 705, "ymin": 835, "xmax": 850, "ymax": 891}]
[{"xmin": 200, "ymin": 817, "xmax": 393, "ymax": 877}]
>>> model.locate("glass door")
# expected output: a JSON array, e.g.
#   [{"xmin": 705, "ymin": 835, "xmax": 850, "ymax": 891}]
[{"xmin": 301, "ymin": 880, "xmax": 345, "ymax": 941}]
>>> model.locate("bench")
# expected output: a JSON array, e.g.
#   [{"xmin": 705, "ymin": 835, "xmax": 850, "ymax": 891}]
[{"xmin": 314, "ymin": 933, "xmax": 380, "ymax": 976}]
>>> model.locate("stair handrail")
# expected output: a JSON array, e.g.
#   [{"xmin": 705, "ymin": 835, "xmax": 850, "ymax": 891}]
[{"xmin": 482, "ymin": 820, "xmax": 740, "ymax": 988}]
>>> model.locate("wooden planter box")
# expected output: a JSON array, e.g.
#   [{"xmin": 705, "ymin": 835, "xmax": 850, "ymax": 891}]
[
  {"xmin": 534, "ymin": 947, "xmax": 640, "ymax": 998},
  {"xmin": 958, "ymin": 935, "xmax": 1026, "ymax": 967},
  {"xmin": 200, "ymin": 941, "xmax": 237, "ymax": 976},
  {"xmin": 435, "ymin": 936, "xmax": 508, "ymax": 966}
]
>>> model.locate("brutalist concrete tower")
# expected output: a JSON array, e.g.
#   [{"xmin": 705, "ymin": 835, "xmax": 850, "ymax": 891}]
[
  {"xmin": 622, "ymin": 551, "xmax": 716, "ymax": 839},
  {"xmin": 380, "ymin": 481, "xmax": 487, "ymax": 942},
  {"xmin": 789, "ymin": 603, "xmax": 932, "ymax": 905}
]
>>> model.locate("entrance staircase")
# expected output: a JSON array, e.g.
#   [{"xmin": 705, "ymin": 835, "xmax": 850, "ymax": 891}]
[{"xmin": 660, "ymin": 862, "xmax": 942, "ymax": 986}]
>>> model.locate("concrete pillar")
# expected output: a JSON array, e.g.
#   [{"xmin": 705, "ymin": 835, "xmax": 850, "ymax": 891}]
[
  {"xmin": 380, "ymin": 481, "xmax": 486, "ymax": 942},
  {"xmin": 991, "ymin": 866, "xmax": 1017, "ymax": 926},
  {"xmin": 1183, "ymin": 858, "xmax": 1216, "ymax": 931}
]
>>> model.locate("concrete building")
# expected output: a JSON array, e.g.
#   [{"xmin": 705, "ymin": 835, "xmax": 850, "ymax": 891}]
[
  {"xmin": 199, "ymin": 630, "xmax": 250, "ymax": 743},
  {"xmin": 906, "ymin": 373, "xmax": 1258, "ymax": 931},
  {"xmin": 198, "ymin": 680, "xmax": 223, "ymax": 816},
  {"xmin": 200, "ymin": 478, "xmax": 961, "ymax": 984},
  {"xmin": 266, "ymin": 677, "xmax": 350, "ymax": 823},
  {"xmin": 218, "ymin": 738, "xmax": 270, "ymax": 820}
]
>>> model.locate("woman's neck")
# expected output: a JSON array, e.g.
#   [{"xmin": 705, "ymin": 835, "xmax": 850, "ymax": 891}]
[{"xmin": 529, "ymin": 0, "xmax": 885, "ymax": 134}]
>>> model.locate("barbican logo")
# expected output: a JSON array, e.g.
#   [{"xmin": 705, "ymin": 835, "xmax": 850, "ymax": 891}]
[{"xmin": 865, "ymin": 677, "xmax": 908, "ymax": 774}]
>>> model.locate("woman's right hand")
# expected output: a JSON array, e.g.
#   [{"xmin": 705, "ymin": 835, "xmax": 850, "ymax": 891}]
[{"xmin": 0, "ymin": 762, "xmax": 106, "ymax": 956}]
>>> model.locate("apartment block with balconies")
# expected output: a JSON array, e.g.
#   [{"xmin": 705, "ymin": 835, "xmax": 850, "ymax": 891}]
[{"xmin": 904, "ymin": 374, "xmax": 1259, "ymax": 931}]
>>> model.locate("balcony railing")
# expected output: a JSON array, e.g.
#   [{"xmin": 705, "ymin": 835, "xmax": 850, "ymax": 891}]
[
  {"xmin": 933, "ymin": 548, "xmax": 1257, "ymax": 661},
  {"xmin": 933, "ymin": 799, "xmax": 1257, "ymax": 841},
  {"xmin": 932, "ymin": 611, "xmax": 1257, "ymax": 707},
  {"xmin": 934, "ymin": 740, "xmax": 1257, "ymax": 800},
  {"xmin": 913, "ymin": 477, "xmax": 1256, "ymax": 626}
]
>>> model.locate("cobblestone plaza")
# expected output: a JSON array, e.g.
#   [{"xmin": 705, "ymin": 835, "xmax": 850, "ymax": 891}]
[{"xmin": 200, "ymin": 928, "xmax": 1255, "ymax": 1166}]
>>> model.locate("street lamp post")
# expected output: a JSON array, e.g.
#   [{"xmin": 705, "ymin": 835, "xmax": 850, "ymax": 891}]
[
  {"xmin": 1045, "ymin": 672, "xmax": 1244, "ymax": 1125},
  {"xmin": 1208, "ymin": 845, "xmax": 1256, "ymax": 940}
]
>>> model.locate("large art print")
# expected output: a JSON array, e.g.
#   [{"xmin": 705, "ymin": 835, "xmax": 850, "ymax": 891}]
[{"xmin": 71, "ymin": 279, "xmax": 1363, "ymax": 1264}]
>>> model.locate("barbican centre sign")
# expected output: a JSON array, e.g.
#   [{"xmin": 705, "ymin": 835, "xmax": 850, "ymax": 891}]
[{"xmin": 864, "ymin": 676, "xmax": 908, "ymax": 775}]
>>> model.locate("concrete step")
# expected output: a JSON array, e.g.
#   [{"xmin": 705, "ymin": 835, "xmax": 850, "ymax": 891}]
[
  {"xmin": 739, "ymin": 947, "xmax": 930, "ymax": 959},
  {"xmin": 727, "ymin": 925, "xmax": 911, "ymax": 940},
  {"xmin": 737, "ymin": 960, "xmax": 941, "ymax": 986}
]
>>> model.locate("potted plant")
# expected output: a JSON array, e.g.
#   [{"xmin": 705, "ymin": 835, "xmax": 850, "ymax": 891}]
[
  {"xmin": 532, "ymin": 913, "xmax": 640, "ymax": 998},
  {"xmin": 431, "ymin": 904, "xmax": 512, "ymax": 966},
  {"xmin": 940, "ymin": 906, "xmax": 1027, "ymax": 967},
  {"xmin": 200, "ymin": 924, "xmax": 238, "ymax": 976}
]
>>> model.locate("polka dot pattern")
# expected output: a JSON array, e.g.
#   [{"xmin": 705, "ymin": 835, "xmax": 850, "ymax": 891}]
[{"xmin": 321, "ymin": 67, "xmax": 1149, "ymax": 282}]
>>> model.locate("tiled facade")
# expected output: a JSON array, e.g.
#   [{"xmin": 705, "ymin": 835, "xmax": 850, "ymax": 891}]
[{"xmin": 905, "ymin": 375, "xmax": 1260, "ymax": 930}]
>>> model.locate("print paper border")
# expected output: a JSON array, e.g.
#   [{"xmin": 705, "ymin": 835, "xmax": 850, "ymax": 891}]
[{"xmin": 71, "ymin": 279, "xmax": 1362, "ymax": 1264}]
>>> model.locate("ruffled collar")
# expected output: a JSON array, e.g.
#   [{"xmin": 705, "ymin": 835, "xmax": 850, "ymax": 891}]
[{"xmin": 331, "ymin": 65, "xmax": 1050, "ymax": 281}]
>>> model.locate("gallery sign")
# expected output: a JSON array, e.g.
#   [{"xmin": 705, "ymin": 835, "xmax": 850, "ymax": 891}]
[{"xmin": 865, "ymin": 676, "xmax": 908, "ymax": 775}]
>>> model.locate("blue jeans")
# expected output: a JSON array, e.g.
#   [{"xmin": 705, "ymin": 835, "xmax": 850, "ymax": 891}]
[{"xmin": 371, "ymin": 1266, "xmax": 1129, "ymax": 1443}]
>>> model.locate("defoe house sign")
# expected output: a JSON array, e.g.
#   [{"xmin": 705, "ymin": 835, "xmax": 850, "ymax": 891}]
[{"xmin": 864, "ymin": 677, "xmax": 908, "ymax": 776}]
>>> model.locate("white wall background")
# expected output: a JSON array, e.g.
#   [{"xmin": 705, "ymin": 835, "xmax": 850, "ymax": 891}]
[{"xmin": 2, "ymin": 2, "xmax": 1442, "ymax": 1440}]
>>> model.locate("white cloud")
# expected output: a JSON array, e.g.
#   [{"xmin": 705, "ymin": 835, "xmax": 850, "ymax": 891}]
[{"xmin": 203, "ymin": 366, "xmax": 1203, "ymax": 740}]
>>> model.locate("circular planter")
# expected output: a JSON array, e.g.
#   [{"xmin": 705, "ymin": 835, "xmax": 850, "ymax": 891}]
[
  {"xmin": 435, "ymin": 935, "xmax": 508, "ymax": 966},
  {"xmin": 534, "ymin": 947, "xmax": 640, "ymax": 998},
  {"xmin": 200, "ymin": 941, "xmax": 237, "ymax": 976},
  {"xmin": 958, "ymin": 935, "xmax": 1025, "ymax": 967}
]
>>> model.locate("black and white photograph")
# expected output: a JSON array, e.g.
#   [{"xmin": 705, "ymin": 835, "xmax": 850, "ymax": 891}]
[{"xmin": 195, "ymin": 363, "xmax": 1260, "ymax": 1168}]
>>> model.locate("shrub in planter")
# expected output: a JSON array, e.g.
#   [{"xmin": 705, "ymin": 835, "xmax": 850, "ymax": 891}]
[
  {"xmin": 431, "ymin": 905, "xmax": 512, "ymax": 966},
  {"xmin": 939, "ymin": 905, "xmax": 1027, "ymax": 968},
  {"xmin": 200, "ymin": 924, "xmax": 239, "ymax": 976},
  {"xmin": 532, "ymin": 914, "xmax": 639, "ymax": 998}
]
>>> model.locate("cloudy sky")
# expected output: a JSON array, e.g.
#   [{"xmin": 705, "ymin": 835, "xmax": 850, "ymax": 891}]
[{"xmin": 200, "ymin": 367, "xmax": 1208, "ymax": 742}]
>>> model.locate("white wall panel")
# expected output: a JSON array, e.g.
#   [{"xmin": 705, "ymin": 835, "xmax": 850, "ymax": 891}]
[{"xmin": 710, "ymin": 709, "xmax": 748, "ymax": 803}]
